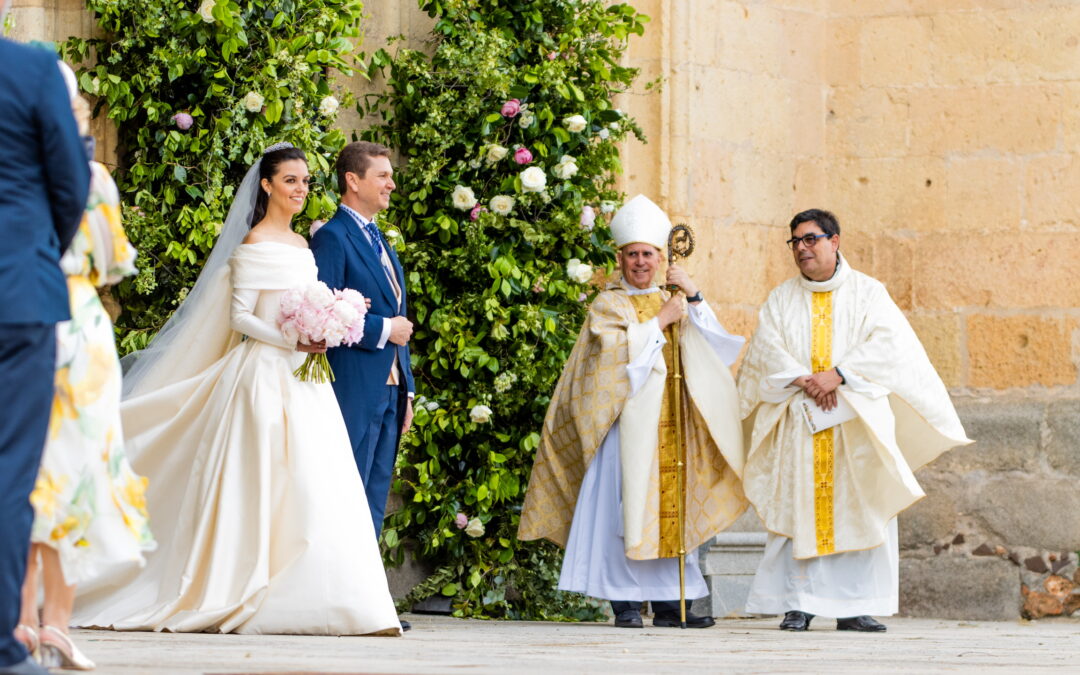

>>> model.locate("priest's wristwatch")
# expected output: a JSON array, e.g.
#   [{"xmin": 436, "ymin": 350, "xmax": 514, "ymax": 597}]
[{"xmin": 685, "ymin": 290, "xmax": 703, "ymax": 304}]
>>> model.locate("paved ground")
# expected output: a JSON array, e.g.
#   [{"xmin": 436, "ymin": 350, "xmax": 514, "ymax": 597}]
[{"xmin": 63, "ymin": 614, "xmax": 1080, "ymax": 674}]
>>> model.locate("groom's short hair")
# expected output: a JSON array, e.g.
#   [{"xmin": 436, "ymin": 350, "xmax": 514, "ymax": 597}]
[{"xmin": 337, "ymin": 141, "xmax": 392, "ymax": 192}]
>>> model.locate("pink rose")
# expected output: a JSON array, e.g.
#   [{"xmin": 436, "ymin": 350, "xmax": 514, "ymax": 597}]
[
  {"xmin": 501, "ymin": 99, "xmax": 521, "ymax": 117},
  {"xmin": 173, "ymin": 112, "xmax": 194, "ymax": 130},
  {"xmin": 469, "ymin": 203, "xmax": 486, "ymax": 221},
  {"xmin": 455, "ymin": 513, "xmax": 468, "ymax": 529},
  {"xmin": 514, "ymin": 147, "xmax": 533, "ymax": 165},
  {"xmin": 547, "ymin": 51, "xmax": 558, "ymax": 60},
  {"xmin": 580, "ymin": 205, "xmax": 596, "ymax": 230}
]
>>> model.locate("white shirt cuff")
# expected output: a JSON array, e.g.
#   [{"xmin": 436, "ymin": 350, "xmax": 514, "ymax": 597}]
[{"xmin": 377, "ymin": 317, "xmax": 392, "ymax": 349}]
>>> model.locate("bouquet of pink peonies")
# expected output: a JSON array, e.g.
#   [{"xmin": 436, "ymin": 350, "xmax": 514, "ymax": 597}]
[{"xmin": 277, "ymin": 281, "xmax": 367, "ymax": 382}]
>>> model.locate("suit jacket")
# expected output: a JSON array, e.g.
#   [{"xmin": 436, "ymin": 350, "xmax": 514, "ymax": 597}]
[
  {"xmin": 0, "ymin": 38, "xmax": 90, "ymax": 325},
  {"xmin": 310, "ymin": 207, "xmax": 415, "ymax": 410}
]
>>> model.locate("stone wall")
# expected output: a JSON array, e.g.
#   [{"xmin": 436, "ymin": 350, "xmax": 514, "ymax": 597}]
[{"xmin": 12, "ymin": 0, "xmax": 1080, "ymax": 619}]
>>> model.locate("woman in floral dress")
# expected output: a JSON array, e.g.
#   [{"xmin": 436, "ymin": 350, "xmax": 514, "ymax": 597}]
[{"xmin": 15, "ymin": 76, "xmax": 154, "ymax": 671}]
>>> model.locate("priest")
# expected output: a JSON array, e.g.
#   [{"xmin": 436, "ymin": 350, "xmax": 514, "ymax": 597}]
[
  {"xmin": 738, "ymin": 208, "xmax": 972, "ymax": 632},
  {"xmin": 518, "ymin": 195, "xmax": 748, "ymax": 629}
]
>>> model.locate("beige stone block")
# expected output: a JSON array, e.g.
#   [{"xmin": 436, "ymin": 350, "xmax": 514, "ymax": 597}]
[
  {"xmin": 692, "ymin": 223, "xmax": 785, "ymax": 306},
  {"xmin": 825, "ymin": 16, "xmax": 860, "ymax": 86},
  {"xmin": 967, "ymin": 315, "xmax": 1077, "ymax": 389},
  {"xmin": 932, "ymin": 8, "xmax": 1080, "ymax": 86},
  {"xmin": 786, "ymin": 79, "xmax": 827, "ymax": 156},
  {"xmin": 688, "ymin": 0, "xmax": 724, "ymax": 68},
  {"xmin": 857, "ymin": 16, "xmax": 932, "ymax": 86},
  {"xmin": 824, "ymin": 157, "xmax": 946, "ymax": 233},
  {"xmin": 826, "ymin": 86, "xmax": 910, "ymax": 158},
  {"xmin": 778, "ymin": 9, "xmax": 827, "ymax": 84},
  {"xmin": 793, "ymin": 159, "xmax": 828, "ymax": 207},
  {"xmin": 686, "ymin": 141, "xmax": 735, "ymax": 221},
  {"xmin": 908, "ymin": 313, "xmax": 964, "ymax": 387},
  {"xmin": 1063, "ymin": 83, "xmax": 1080, "ymax": 153},
  {"xmin": 867, "ymin": 232, "xmax": 915, "ymax": 310},
  {"xmin": 913, "ymin": 233, "xmax": 1080, "ymax": 310},
  {"xmin": 908, "ymin": 85, "xmax": 1061, "ymax": 155},
  {"xmin": 1025, "ymin": 155, "xmax": 1080, "ymax": 229},
  {"xmin": 730, "ymin": 151, "xmax": 798, "ymax": 227},
  {"xmin": 945, "ymin": 157, "xmax": 1022, "ymax": 231},
  {"xmin": 716, "ymin": 2, "xmax": 785, "ymax": 77},
  {"xmin": 691, "ymin": 67, "xmax": 755, "ymax": 147}
]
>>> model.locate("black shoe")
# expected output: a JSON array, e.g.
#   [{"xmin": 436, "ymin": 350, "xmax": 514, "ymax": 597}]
[
  {"xmin": 614, "ymin": 608, "xmax": 643, "ymax": 628},
  {"xmin": 779, "ymin": 610, "xmax": 814, "ymax": 631},
  {"xmin": 399, "ymin": 618, "xmax": 412, "ymax": 632},
  {"xmin": 836, "ymin": 615, "xmax": 886, "ymax": 632},
  {"xmin": 653, "ymin": 611, "xmax": 715, "ymax": 628}
]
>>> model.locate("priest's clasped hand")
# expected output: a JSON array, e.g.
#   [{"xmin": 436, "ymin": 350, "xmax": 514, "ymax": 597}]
[{"xmin": 793, "ymin": 369, "xmax": 843, "ymax": 411}]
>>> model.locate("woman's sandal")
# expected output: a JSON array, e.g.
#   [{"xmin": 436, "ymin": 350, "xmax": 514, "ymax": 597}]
[
  {"xmin": 14, "ymin": 623, "xmax": 39, "ymax": 659},
  {"xmin": 39, "ymin": 624, "xmax": 96, "ymax": 670}
]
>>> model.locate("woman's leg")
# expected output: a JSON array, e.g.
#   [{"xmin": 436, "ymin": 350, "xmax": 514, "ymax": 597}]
[
  {"xmin": 14, "ymin": 545, "xmax": 41, "ymax": 652},
  {"xmin": 38, "ymin": 546, "xmax": 74, "ymax": 631}
]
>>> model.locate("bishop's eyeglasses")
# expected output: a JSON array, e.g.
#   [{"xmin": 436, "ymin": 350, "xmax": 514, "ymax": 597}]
[{"xmin": 785, "ymin": 233, "xmax": 832, "ymax": 250}]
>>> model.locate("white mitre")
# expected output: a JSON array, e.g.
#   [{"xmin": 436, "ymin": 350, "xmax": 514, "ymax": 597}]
[{"xmin": 610, "ymin": 194, "xmax": 671, "ymax": 250}]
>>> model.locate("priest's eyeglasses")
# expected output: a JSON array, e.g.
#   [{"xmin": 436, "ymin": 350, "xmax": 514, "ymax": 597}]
[{"xmin": 785, "ymin": 233, "xmax": 832, "ymax": 250}]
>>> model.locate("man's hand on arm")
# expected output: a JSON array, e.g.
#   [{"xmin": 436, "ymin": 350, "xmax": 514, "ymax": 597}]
[
  {"xmin": 803, "ymin": 369, "xmax": 843, "ymax": 411},
  {"xmin": 388, "ymin": 316, "xmax": 413, "ymax": 346}
]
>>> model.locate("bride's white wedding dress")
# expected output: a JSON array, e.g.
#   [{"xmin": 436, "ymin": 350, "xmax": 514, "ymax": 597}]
[{"xmin": 72, "ymin": 242, "xmax": 401, "ymax": 635}]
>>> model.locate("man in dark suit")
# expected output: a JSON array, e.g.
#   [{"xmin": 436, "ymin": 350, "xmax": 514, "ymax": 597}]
[
  {"xmin": 0, "ymin": 33, "xmax": 90, "ymax": 675},
  {"xmin": 310, "ymin": 141, "xmax": 414, "ymax": 540}
]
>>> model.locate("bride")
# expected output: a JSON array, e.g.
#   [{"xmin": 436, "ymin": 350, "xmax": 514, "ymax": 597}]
[{"xmin": 72, "ymin": 143, "xmax": 402, "ymax": 636}]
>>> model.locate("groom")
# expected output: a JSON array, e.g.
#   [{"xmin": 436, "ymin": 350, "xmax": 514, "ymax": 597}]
[{"xmin": 310, "ymin": 141, "xmax": 414, "ymax": 541}]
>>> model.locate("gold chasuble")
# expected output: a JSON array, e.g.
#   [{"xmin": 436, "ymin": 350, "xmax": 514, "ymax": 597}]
[{"xmin": 519, "ymin": 282, "xmax": 747, "ymax": 561}]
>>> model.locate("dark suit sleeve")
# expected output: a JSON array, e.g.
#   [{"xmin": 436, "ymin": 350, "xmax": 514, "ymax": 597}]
[{"xmin": 38, "ymin": 62, "xmax": 90, "ymax": 251}]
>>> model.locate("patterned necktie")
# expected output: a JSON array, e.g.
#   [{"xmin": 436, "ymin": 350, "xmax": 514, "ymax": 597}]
[{"xmin": 362, "ymin": 219, "xmax": 384, "ymax": 259}]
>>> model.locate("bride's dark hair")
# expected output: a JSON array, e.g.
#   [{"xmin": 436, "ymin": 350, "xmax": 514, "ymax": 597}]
[{"xmin": 250, "ymin": 144, "xmax": 308, "ymax": 227}]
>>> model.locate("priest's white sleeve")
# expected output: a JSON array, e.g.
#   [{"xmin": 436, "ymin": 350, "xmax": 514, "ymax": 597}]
[{"xmin": 687, "ymin": 300, "xmax": 745, "ymax": 366}]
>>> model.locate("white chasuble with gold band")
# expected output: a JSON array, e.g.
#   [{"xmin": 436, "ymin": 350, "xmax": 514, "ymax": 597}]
[
  {"xmin": 736, "ymin": 254, "xmax": 972, "ymax": 561},
  {"xmin": 519, "ymin": 281, "xmax": 748, "ymax": 567}
]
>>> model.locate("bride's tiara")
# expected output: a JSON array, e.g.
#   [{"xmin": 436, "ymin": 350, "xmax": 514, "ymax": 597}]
[{"xmin": 263, "ymin": 142, "xmax": 295, "ymax": 154}]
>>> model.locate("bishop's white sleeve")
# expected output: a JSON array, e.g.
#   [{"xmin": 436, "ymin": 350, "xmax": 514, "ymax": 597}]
[
  {"xmin": 687, "ymin": 300, "xmax": 746, "ymax": 366},
  {"xmin": 626, "ymin": 317, "xmax": 665, "ymax": 396},
  {"xmin": 231, "ymin": 288, "xmax": 296, "ymax": 349}
]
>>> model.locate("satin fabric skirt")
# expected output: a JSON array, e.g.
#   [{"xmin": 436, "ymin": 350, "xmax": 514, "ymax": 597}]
[
  {"xmin": 745, "ymin": 518, "xmax": 899, "ymax": 618},
  {"xmin": 72, "ymin": 337, "xmax": 401, "ymax": 635},
  {"xmin": 559, "ymin": 420, "xmax": 707, "ymax": 602}
]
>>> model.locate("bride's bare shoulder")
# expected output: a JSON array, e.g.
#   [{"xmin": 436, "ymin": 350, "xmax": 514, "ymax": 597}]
[{"xmin": 243, "ymin": 227, "xmax": 309, "ymax": 249}]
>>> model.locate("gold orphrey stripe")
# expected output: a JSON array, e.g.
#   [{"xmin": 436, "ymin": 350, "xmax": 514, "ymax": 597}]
[{"xmin": 810, "ymin": 291, "xmax": 835, "ymax": 556}]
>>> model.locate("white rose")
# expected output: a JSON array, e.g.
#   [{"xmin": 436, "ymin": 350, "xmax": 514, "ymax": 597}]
[
  {"xmin": 518, "ymin": 111, "xmax": 535, "ymax": 129},
  {"xmin": 489, "ymin": 195, "xmax": 515, "ymax": 216},
  {"xmin": 598, "ymin": 128, "xmax": 610, "ymax": 140},
  {"xmin": 425, "ymin": 400, "xmax": 440, "ymax": 412},
  {"xmin": 469, "ymin": 404, "xmax": 493, "ymax": 424},
  {"xmin": 552, "ymin": 155, "xmax": 578, "ymax": 180},
  {"xmin": 468, "ymin": 159, "xmax": 482, "ymax": 169},
  {"xmin": 318, "ymin": 95, "xmax": 339, "ymax": 117},
  {"xmin": 242, "ymin": 91, "xmax": 265, "ymax": 113},
  {"xmin": 485, "ymin": 144, "xmax": 508, "ymax": 163},
  {"xmin": 198, "ymin": 0, "xmax": 215, "ymax": 23},
  {"xmin": 385, "ymin": 228, "xmax": 400, "ymax": 240},
  {"xmin": 600, "ymin": 201, "xmax": 616, "ymax": 214},
  {"xmin": 520, "ymin": 166, "xmax": 547, "ymax": 193},
  {"xmin": 451, "ymin": 185, "xmax": 478, "ymax": 210},
  {"xmin": 566, "ymin": 258, "xmax": 593, "ymax": 284},
  {"xmin": 465, "ymin": 517, "xmax": 485, "ymax": 538},
  {"xmin": 608, "ymin": 121, "xmax": 621, "ymax": 131},
  {"xmin": 563, "ymin": 114, "xmax": 587, "ymax": 133}
]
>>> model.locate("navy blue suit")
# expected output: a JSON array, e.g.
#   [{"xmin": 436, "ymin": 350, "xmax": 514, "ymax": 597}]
[
  {"xmin": 0, "ymin": 38, "xmax": 90, "ymax": 668},
  {"xmin": 310, "ymin": 208, "xmax": 414, "ymax": 538}
]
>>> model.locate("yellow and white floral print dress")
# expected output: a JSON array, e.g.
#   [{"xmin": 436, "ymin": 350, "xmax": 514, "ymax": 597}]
[{"xmin": 31, "ymin": 161, "xmax": 155, "ymax": 585}]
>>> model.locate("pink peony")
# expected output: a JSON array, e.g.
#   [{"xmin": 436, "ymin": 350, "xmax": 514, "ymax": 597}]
[
  {"xmin": 173, "ymin": 112, "xmax": 194, "ymax": 130},
  {"xmin": 513, "ymin": 147, "xmax": 533, "ymax": 165},
  {"xmin": 455, "ymin": 513, "xmax": 468, "ymax": 529},
  {"xmin": 501, "ymin": 99, "xmax": 521, "ymax": 117},
  {"xmin": 469, "ymin": 203, "xmax": 486, "ymax": 221},
  {"xmin": 278, "ymin": 282, "xmax": 368, "ymax": 382}
]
